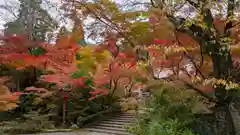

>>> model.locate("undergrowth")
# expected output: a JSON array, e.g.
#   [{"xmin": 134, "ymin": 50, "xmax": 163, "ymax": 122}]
[{"xmin": 127, "ymin": 83, "xmax": 202, "ymax": 135}]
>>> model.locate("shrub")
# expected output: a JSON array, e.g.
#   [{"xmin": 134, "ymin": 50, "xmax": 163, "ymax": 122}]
[
  {"xmin": 128, "ymin": 82, "xmax": 201, "ymax": 135},
  {"xmin": 119, "ymin": 97, "xmax": 138, "ymax": 112},
  {"xmin": 0, "ymin": 111, "xmax": 55, "ymax": 134}
]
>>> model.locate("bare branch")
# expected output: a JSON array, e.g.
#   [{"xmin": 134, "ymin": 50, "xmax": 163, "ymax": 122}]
[
  {"xmin": 183, "ymin": 52, "xmax": 206, "ymax": 79},
  {"xmin": 150, "ymin": 0, "xmax": 158, "ymax": 8},
  {"xmin": 77, "ymin": 2, "xmax": 136, "ymax": 48},
  {"xmin": 0, "ymin": 0, "xmax": 19, "ymax": 22}
]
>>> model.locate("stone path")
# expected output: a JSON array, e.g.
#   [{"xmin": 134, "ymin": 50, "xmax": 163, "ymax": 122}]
[
  {"xmin": 77, "ymin": 90, "xmax": 150, "ymax": 135},
  {"xmin": 21, "ymin": 111, "xmax": 136, "ymax": 135},
  {"xmin": 82, "ymin": 111, "xmax": 136, "ymax": 135}
]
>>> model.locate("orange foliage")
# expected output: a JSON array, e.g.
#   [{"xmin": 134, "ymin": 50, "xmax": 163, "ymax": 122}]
[{"xmin": 0, "ymin": 84, "xmax": 20, "ymax": 111}]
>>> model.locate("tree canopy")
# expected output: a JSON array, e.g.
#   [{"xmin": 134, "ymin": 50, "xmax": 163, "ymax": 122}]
[{"xmin": 4, "ymin": 0, "xmax": 58, "ymax": 41}]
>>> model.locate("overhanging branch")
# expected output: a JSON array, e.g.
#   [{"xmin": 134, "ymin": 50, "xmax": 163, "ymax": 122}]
[
  {"xmin": 77, "ymin": 2, "xmax": 136, "ymax": 48},
  {"xmin": 183, "ymin": 81, "xmax": 218, "ymax": 103}
]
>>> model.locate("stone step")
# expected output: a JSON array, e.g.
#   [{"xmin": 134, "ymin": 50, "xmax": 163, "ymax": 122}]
[
  {"xmin": 104, "ymin": 119, "xmax": 135, "ymax": 123},
  {"xmin": 89, "ymin": 125, "xmax": 127, "ymax": 132},
  {"xmin": 114, "ymin": 114, "xmax": 136, "ymax": 117},
  {"xmin": 99, "ymin": 120, "xmax": 135, "ymax": 125},
  {"xmin": 115, "ymin": 113, "xmax": 136, "ymax": 116},
  {"xmin": 84, "ymin": 128, "xmax": 131, "ymax": 135},
  {"xmin": 111, "ymin": 116, "xmax": 135, "ymax": 120},
  {"xmin": 109, "ymin": 117, "xmax": 136, "ymax": 121},
  {"xmin": 93, "ymin": 122, "xmax": 131, "ymax": 128},
  {"xmin": 83, "ymin": 112, "xmax": 137, "ymax": 135}
]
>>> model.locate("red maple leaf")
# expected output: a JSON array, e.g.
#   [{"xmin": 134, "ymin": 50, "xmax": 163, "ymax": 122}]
[
  {"xmin": 40, "ymin": 75, "xmax": 61, "ymax": 83},
  {"xmin": 88, "ymin": 96, "xmax": 97, "ymax": 101},
  {"xmin": 117, "ymin": 52, "xmax": 126, "ymax": 58},
  {"xmin": 153, "ymin": 39, "xmax": 168, "ymax": 45},
  {"xmin": 72, "ymin": 76, "xmax": 86, "ymax": 86},
  {"xmin": 5, "ymin": 53, "xmax": 29, "ymax": 59},
  {"xmin": 3, "ymin": 35, "xmax": 27, "ymax": 44},
  {"xmin": 122, "ymin": 61, "xmax": 136, "ymax": 69},
  {"xmin": 40, "ymin": 74, "xmax": 71, "ymax": 88},
  {"xmin": 23, "ymin": 55, "xmax": 48, "ymax": 67},
  {"xmin": 25, "ymin": 86, "xmax": 48, "ymax": 93},
  {"xmin": 12, "ymin": 92, "xmax": 24, "ymax": 96},
  {"xmin": 94, "ymin": 74, "xmax": 110, "ymax": 86}
]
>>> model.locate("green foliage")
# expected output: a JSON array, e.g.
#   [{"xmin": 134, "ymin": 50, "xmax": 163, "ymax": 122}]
[
  {"xmin": 129, "ymin": 21, "xmax": 150, "ymax": 43},
  {"xmin": 4, "ymin": 21, "xmax": 25, "ymax": 35},
  {"xmin": 71, "ymin": 70, "xmax": 86, "ymax": 78},
  {"xmin": 188, "ymin": 114, "xmax": 215, "ymax": 135},
  {"xmin": 75, "ymin": 53, "xmax": 81, "ymax": 60},
  {"xmin": 29, "ymin": 47, "xmax": 46, "ymax": 56},
  {"xmin": 0, "ymin": 93, "xmax": 40, "ymax": 121},
  {"xmin": 127, "ymin": 84, "xmax": 199, "ymax": 135},
  {"xmin": 129, "ymin": 118, "xmax": 197, "ymax": 135},
  {"xmin": 0, "ymin": 111, "xmax": 55, "ymax": 134},
  {"xmin": 45, "ymin": 84, "xmax": 119, "ymax": 127},
  {"xmin": 119, "ymin": 97, "xmax": 138, "ymax": 112},
  {"xmin": 17, "ymin": 93, "xmax": 40, "ymax": 113},
  {"xmin": 85, "ymin": 79, "xmax": 93, "ymax": 86}
]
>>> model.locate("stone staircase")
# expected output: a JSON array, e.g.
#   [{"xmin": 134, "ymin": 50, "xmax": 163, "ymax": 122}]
[
  {"xmin": 83, "ymin": 111, "xmax": 136, "ymax": 135},
  {"xmin": 82, "ymin": 90, "xmax": 151, "ymax": 135}
]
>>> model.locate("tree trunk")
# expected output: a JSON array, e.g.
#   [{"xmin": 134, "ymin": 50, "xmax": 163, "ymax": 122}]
[
  {"xmin": 213, "ymin": 103, "xmax": 240, "ymax": 135},
  {"xmin": 214, "ymin": 104, "xmax": 235, "ymax": 135},
  {"xmin": 210, "ymin": 47, "xmax": 240, "ymax": 135},
  {"xmin": 211, "ymin": 51, "xmax": 232, "ymax": 80},
  {"xmin": 229, "ymin": 103, "xmax": 240, "ymax": 135}
]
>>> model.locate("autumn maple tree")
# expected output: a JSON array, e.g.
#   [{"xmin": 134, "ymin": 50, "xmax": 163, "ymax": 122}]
[
  {"xmin": 66, "ymin": 0, "xmax": 240, "ymax": 134},
  {"xmin": 73, "ymin": 38, "xmax": 142, "ymax": 100},
  {"xmin": 0, "ymin": 9, "xmax": 139, "ymax": 113},
  {"xmin": 0, "ymin": 32, "xmax": 80, "ymax": 110},
  {"xmin": 0, "ymin": 0, "xmax": 239, "ymax": 133},
  {"xmin": 145, "ymin": 1, "xmax": 240, "ymax": 134}
]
